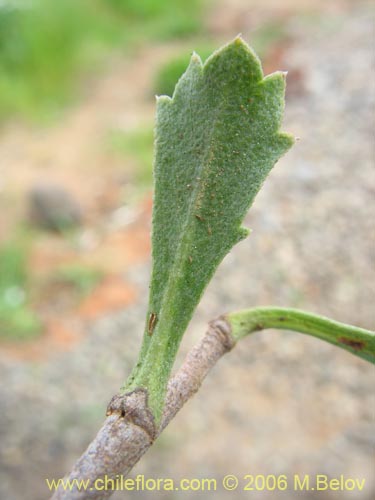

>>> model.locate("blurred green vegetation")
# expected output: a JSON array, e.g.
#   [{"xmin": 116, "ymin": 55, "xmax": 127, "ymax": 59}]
[
  {"xmin": 109, "ymin": 127, "xmax": 154, "ymax": 186},
  {"xmin": 153, "ymin": 45, "xmax": 214, "ymax": 97},
  {"xmin": 0, "ymin": 0, "xmax": 204, "ymax": 122},
  {"xmin": 106, "ymin": 0, "xmax": 203, "ymax": 39},
  {"xmin": 0, "ymin": 0, "xmax": 205, "ymax": 340},
  {"xmin": 53, "ymin": 264, "xmax": 103, "ymax": 297},
  {"xmin": 0, "ymin": 237, "xmax": 104, "ymax": 341},
  {"xmin": 0, "ymin": 237, "xmax": 42, "ymax": 341},
  {"xmin": 0, "ymin": 2, "xmax": 290, "ymax": 344}
]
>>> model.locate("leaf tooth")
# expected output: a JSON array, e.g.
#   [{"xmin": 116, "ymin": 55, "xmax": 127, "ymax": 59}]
[
  {"xmin": 170, "ymin": 52, "xmax": 203, "ymax": 102},
  {"xmin": 237, "ymin": 226, "xmax": 251, "ymax": 242},
  {"xmin": 274, "ymin": 131, "xmax": 295, "ymax": 155},
  {"xmin": 262, "ymin": 70, "xmax": 287, "ymax": 87},
  {"xmin": 155, "ymin": 94, "xmax": 172, "ymax": 102},
  {"xmin": 190, "ymin": 51, "xmax": 202, "ymax": 65}
]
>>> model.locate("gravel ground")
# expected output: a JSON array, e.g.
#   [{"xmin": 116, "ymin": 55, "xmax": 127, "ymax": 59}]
[{"xmin": 0, "ymin": 3, "xmax": 374, "ymax": 500}]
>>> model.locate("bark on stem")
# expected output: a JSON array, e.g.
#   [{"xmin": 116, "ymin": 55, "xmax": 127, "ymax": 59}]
[{"xmin": 51, "ymin": 317, "xmax": 234, "ymax": 499}]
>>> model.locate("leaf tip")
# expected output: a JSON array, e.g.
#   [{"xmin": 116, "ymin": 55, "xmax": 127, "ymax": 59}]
[
  {"xmin": 234, "ymin": 33, "xmax": 244, "ymax": 45},
  {"xmin": 203, "ymin": 36, "xmax": 263, "ymax": 84},
  {"xmin": 230, "ymin": 34, "xmax": 258, "ymax": 57}
]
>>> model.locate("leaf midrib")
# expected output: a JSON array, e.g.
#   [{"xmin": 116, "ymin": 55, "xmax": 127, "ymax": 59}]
[{"xmin": 154, "ymin": 62, "xmax": 231, "ymax": 336}]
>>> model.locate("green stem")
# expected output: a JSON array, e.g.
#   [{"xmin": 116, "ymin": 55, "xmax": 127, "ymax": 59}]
[{"xmin": 227, "ymin": 307, "xmax": 375, "ymax": 364}]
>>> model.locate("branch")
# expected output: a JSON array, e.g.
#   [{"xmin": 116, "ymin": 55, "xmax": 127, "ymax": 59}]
[
  {"xmin": 50, "ymin": 310, "xmax": 373, "ymax": 499},
  {"xmin": 50, "ymin": 318, "xmax": 234, "ymax": 499}
]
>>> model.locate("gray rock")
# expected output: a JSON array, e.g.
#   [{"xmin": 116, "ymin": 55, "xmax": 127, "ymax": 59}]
[{"xmin": 28, "ymin": 183, "xmax": 82, "ymax": 231}]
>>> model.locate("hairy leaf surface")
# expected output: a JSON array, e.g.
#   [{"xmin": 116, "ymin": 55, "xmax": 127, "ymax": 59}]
[{"xmin": 127, "ymin": 38, "xmax": 294, "ymax": 417}]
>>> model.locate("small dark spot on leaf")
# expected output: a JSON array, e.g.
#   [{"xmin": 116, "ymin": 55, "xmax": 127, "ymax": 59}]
[
  {"xmin": 148, "ymin": 312, "xmax": 157, "ymax": 336},
  {"xmin": 195, "ymin": 214, "xmax": 204, "ymax": 221},
  {"xmin": 338, "ymin": 337, "xmax": 365, "ymax": 351},
  {"xmin": 254, "ymin": 323, "xmax": 264, "ymax": 331},
  {"xmin": 278, "ymin": 316, "xmax": 285, "ymax": 322}
]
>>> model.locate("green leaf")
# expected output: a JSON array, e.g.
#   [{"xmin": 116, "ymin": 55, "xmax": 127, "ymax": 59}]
[{"xmin": 125, "ymin": 37, "xmax": 294, "ymax": 419}]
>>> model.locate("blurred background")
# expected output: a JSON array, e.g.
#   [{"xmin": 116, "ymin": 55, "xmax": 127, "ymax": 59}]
[{"xmin": 0, "ymin": 0, "xmax": 374, "ymax": 498}]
